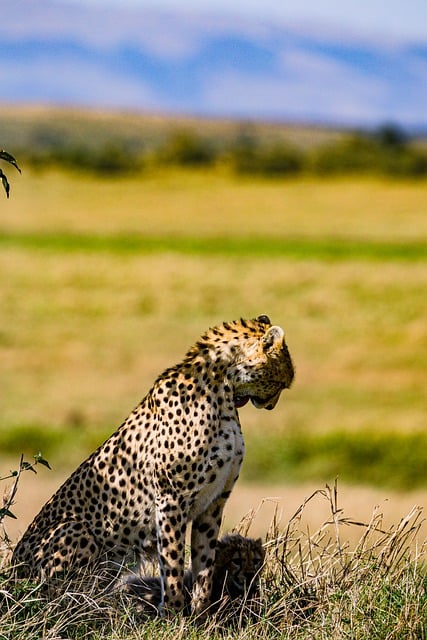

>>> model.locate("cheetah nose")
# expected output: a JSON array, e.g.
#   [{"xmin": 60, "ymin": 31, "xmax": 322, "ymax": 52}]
[{"xmin": 234, "ymin": 395, "xmax": 250, "ymax": 408}]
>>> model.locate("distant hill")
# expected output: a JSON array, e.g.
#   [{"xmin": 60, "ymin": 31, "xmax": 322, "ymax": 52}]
[
  {"xmin": 0, "ymin": 104, "xmax": 346, "ymax": 153},
  {"xmin": 1, "ymin": 2, "xmax": 427, "ymax": 127},
  {"xmin": 2, "ymin": 105, "xmax": 426, "ymax": 178}
]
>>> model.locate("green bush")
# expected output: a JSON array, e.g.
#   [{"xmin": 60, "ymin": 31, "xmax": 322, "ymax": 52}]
[
  {"xmin": 43, "ymin": 142, "xmax": 142, "ymax": 175},
  {"xmin": 12, "ymin": 118, "xmax": 427, "ymax": 179},
  {"xmin": 380, "ymin": 147, "xmax": 427, "ymax": 177},
  {"xmin": 155, "ymin": 129, "xmax": 217, "ymax": 166},
  {"xmin": 310, "ymin": 135, "xmax": 379, "ymax": 174},
  {"xmin": 310, "ymin": 127, "xmax": 427, "ymax": 178},
  {"xmin": 21, "ymin": 125, "xmax": 144, "ymax": 175},
  {"xmin": 230, "ymin": 140, "xmax": 303, "ymax": 177}
]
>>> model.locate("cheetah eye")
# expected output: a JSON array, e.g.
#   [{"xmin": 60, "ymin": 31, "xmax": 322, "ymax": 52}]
[{"xmin": 230, "ymin": 557, "xmax": 243, "ymax": 571}]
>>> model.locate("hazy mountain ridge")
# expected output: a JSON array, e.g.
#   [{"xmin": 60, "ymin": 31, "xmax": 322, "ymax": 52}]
[{"xmin": 1, "ymin": 1, "xmax": 427, "ymax": 127}]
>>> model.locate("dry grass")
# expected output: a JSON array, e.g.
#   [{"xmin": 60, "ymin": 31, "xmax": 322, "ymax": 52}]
[
  {"xmin": 0, "ymin": 169, "xmax": 426, "ymax": 527},
  {"xmin": 0, "ymin": 248, "xmax": 425, "ymax": 434},
  {"xmin": 2, "ymin": 168, "xmax": 427, "ymax": 241},
  {"xmin": 257, "ymin": 483, "xmax": 426, "ymax": 638},
  {"xmin": 1, "ymin": 482, "xmax": 425, "ymax": 639}
]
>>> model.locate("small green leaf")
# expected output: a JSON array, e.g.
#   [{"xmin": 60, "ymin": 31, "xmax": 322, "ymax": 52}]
[
  {"xmin": 0, "ymin": 508, "xmax": 17, "ymax": 520},
  {"xmin": 0, "ymin": 169, "xmax": 10, "ymax": 198},
  {"xmin": 0, "ymin": 150, "xmax": 21, "ymax": 173},
  {"xmin": 36, "ymin": 456, "xmax": 52, "ymax": 470},
  {"xmin": 30, "ymin": 452, "xmax": 52, "ymax": 470},
  {"xmin": 21, "ymin": 460, "xmax": 36, "ymax": 473}
]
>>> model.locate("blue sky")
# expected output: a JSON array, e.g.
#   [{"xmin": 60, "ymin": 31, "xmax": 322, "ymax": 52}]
[
  {"xmin": 1, "ymin": 0, "xmax": 427, "ymax": 127},
  {"xmin": 87, "ymin": 0, "xmax": 427, "ymax": 42}
]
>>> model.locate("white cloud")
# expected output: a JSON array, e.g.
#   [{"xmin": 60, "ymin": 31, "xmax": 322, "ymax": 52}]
[
  {"xmin": 61, "ymin": 0, "xmax": 427, "ymax": 45},
  {"xmin": 200, "ymin": 64, "xmax": 406, "ymax": 125},
  {"xmin": 1, "ymin": 2, "xmax": 191, "ymax": 58},
  {"xmin": 0, "ymin": 57, "xmax": 163, "ymax": 110},
  {"xmin": 2, "ymin": 0, "xmax": 427, "ymax": 125},
  {"xmin": 280, "ymin": 48, "xmax": 346, "ymax": 79},
  {"xmin": 1, "ymin": 1, "xmax": 278, "ymax": 66}
]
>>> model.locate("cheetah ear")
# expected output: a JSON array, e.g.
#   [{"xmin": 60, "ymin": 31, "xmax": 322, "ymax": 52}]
[
  {"xmin": 262, "ymin": 326, "xmax": 284, "ymax": 352},
  {"xmin": 216, "ymin": 538, "xmax": 227, "ymax": 551}
]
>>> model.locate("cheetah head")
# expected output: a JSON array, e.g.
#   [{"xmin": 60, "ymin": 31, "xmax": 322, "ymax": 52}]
[{"xmin": 232, "ymin": 315, "xmax": 294, "ymax": 411}]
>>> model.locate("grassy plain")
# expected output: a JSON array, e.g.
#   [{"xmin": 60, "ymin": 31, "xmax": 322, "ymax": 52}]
[
  {"xmin": 0, "ymin": 169, "xmax": 425, "ymax": 471},
  {"xmin": 2, "ymin": 167, "xmax": 427, "ymax": 239},
  {"xmin": 1, "ymin": 166, "xmax": 426, "ymax": 639},
  {"xmin": 1, "ymin": 168, "xmax": 425, "ymax": 436},
  {"xmin": 1, "ymin": 165, "xmax": 426, "ymax": 515}
]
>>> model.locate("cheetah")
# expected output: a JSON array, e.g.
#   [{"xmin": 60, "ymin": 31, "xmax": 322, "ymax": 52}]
[
  {"xmin": 123, "ymin": 533, "xmax": 265, "ymax": 618},
  {"xmin": 12, "ymin": 316, "xmax": 294, "ymax": 617}
]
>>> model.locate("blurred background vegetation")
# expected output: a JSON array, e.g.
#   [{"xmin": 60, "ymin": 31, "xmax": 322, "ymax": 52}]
[
  {"xmin": 1, "ymin": 107, "xmax": 427, "ymax": 178},
  {"xmin": 1, "ymin": 106, "xmax": 426, "ymax": 496}
]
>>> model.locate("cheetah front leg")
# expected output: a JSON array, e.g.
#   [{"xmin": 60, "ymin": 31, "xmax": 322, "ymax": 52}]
[
  {"xmin": 190, "ymin": 491, "xmax": 230, "ymax": 617},
  {"xmin": 155, "ymin": 492, "xmax": 187, "ymax": 616}
]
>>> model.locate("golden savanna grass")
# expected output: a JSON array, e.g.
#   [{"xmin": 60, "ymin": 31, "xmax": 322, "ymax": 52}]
[
  {"xmin": 0, "ymin": 166, "xmax": 425, "ymax": 532},
  {"xmin": 0, "ymin": 249, "xmax": 425, "ymax": 435},
  {"xmin": 1, "ymin": 166, "xmax": 426, "ymax": 638},
  {"xmin": 1, "ymin": 168, "xmax": 425, "ymax": 432},
  {"xmin": 2, "ymin": 168, "xmax": 427, "ymax": 240}
]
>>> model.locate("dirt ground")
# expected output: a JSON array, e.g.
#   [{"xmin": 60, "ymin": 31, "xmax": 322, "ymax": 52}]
[{"xmin": 2, "ymin": 458, "xmax": 426, "ymax": 551}]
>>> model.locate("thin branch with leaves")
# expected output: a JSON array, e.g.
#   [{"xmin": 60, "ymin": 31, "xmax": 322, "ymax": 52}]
[
  {"xmin": 0, "ymin": 453, "xmax": 51, "ymax": 532},
  {"xmin": 0, "ymin": 149, "xmax": 21, "ymax": 198}
]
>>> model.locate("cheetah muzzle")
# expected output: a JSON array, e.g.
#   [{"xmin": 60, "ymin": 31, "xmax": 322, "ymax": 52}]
[{"xmin": 12, "ymin": 315, "xmax": 294, "ymax": 618}]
